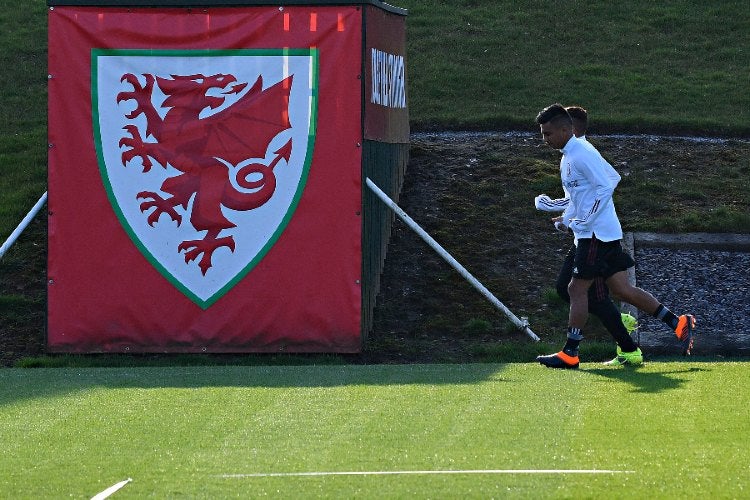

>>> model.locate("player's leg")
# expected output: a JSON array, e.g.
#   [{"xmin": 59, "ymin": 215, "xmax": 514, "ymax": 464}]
[
  {"xmin": 586, "ymin": 277, "xmax": 642, "ymax": 365},
  {"xmin": 559, "ymin": 245, "xmax": 636, "ymax": 353},
  {"xmin": 567, "ymin": 277, "xmax": 592, "ymax": 328},
  {"xmin": 604, "ymin": 271, "xmax": 658, "ymax": 312},
  {"xmin": 555, "ymin": 245, "xmax": 575, "ymax": 302},
  {"xmin": 606, "ymin": 271, "xmax": 696, "ymax": 353},
  {"xmin": 592, "ymin": 300, "xmax": 643, "ymax": 366},
  {"xmin": 538, "ymin": 238, "xmax": 598, "ymax": 369},
  {"xmin": 589, "ymin": 292, "xmax": 639, "ymax": 350}
]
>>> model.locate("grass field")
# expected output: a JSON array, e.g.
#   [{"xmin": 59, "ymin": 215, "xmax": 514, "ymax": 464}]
[
  {"xmin": 399, "ymin": 0, "xmax": 750, "ymax": 135},
  {"xmin": 2, "ymin": 362, "xmax": 749, "ymax": 498},
  {"xmin": 0, "ymin": 5, "xmax": 749, "ymax": 496},
  {"xmin": 0, "ymin": 1, "xmax": 47, "ymax": 238}
]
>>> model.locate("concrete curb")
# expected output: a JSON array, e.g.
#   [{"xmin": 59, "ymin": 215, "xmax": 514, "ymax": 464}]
[
  {"xmin": 623, "ymin": 232, "xmax": 749, "ymax": 351},
  {"xmin": 632, "ymin": 232, "xmax": 750, "ymax": 251}
]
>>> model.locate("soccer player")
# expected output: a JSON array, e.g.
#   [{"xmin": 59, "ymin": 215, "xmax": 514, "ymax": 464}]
[
  {"xmin": 533, "ymin": 103, "xmax": 695, "ymax": 369},
  {"xmin": 565, "ymin": 105, "xmax": 589, "ymax": 140},
  {"xmin": 535, "ymin": 105, "xmax": 640, "ymax": 366}
]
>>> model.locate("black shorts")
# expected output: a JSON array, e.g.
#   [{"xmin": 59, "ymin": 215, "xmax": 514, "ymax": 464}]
[{"xmin": 572, "ymin": 236, "xmax": 635, "ymax": 280}]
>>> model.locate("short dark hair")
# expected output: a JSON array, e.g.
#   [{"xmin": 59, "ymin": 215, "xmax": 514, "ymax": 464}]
[
  {"xmin": 535, "ymin": 103, "xmax": 571, "ymax": 127},
  {"xmin": 565, "ymin": 105, "xmax": 588, "ymax": 134}
]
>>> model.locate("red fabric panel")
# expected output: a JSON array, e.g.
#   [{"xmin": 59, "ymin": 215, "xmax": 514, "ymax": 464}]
[
  {"xmin": 48, "ymin": 6, "xmax": 363, "ymax": 353},
  {"xmin": 363, "ymin": 5, "xmax": 409, "ymax": 143}
]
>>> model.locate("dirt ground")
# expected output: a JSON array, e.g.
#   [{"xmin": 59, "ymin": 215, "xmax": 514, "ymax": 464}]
[{"xmin": 1, "ymin": 132, "xmax": 748, "ymax": 366}]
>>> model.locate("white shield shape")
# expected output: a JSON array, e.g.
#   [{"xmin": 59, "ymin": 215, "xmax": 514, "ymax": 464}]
[{"xmin": 93, "ymin": 49, "xmax": 318, "ymax": 308}]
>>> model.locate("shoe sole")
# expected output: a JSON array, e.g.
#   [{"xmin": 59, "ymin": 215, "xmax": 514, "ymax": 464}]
[
  {"xmin": 537, "ymin": 360, "xmax": 579, "ymax": 369},
  {"xmin": 679, "ymin": 315, "xmax": 696, "ymax": 356},
  {"xmin": 603, "ymin": 359, "xmax": 643, "ymax": 366}
]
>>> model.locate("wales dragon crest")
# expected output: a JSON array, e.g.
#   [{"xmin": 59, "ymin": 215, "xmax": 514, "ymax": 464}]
[{"xmin": 93, "ymin": 50, "xmax": 318, "ymax": 307}]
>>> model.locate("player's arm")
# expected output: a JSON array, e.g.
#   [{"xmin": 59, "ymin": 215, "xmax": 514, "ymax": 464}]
[
  {"xmin": 534, "ymin": 192, "xmax": 569, "ymax": 212},
  {"xmin": 536, "ymin": 185, "xmax": 572, "ymax": 232},
  {"xmin": 534, "ymin": 194, "xmax": 569, "ymax": 212}
]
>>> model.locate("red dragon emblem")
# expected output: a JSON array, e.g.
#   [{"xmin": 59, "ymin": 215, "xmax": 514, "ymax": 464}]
[{"xmin": 116, "ymin": 72, "xmax": 293, "ymax": 275}]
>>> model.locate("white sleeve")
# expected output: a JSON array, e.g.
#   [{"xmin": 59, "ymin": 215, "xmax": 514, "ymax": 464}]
[{"xmin": 534, "ymin": 194, "xmax": 569, "ymax": 212}]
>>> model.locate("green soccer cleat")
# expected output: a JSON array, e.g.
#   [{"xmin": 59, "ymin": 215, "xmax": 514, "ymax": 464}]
[
  {"xmin": 621, "ymin": 312, "xmax": 638, "ymax": 334},
  {"xmin": 604, "ymin": 346, "xmax": 643, "ymax": 366}
]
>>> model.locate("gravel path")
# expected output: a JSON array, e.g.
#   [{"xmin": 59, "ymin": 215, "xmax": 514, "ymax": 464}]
[{"xmin": 633, "ymin": 246, "xmax": 750, "ymax": 355}]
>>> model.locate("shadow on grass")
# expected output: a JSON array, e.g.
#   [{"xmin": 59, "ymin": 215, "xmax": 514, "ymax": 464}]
[
  {"xmin": 0, "ymin": 362, "xmax": 511, "ymax": 406},
  {"xmin": 583, "ymin": 365, "xmax": 710, "ymax": 394}
]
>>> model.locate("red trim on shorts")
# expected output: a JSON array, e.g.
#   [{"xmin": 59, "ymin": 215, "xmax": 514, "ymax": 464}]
[{"xmin": 586, "ymin": 236, "xmax": 598, "ymax": 265}]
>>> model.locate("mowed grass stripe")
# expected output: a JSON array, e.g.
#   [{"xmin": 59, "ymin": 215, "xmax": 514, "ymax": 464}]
[{"xmin": 1, "ymin": 363, "xmax": 748, "ymax": 498}]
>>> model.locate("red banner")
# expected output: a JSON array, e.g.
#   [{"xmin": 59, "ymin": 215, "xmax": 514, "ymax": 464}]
[
  {"xmin": 48, "ymin": 6, "xmax": 364, "ymax": 353},
  {"xmin": 363, "ymin": 5, "xmax": 409, "ymax": 143}
]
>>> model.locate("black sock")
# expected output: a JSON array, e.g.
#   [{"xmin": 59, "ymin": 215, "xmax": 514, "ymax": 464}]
[
  {"xmin": 563, "ymin": 327, "xmax": 583, "ymax": 356},
  {"xmin": 590, "ymin": 299, "xmax": 638, "ymax": 352},
  {"xmin": 653, "ymin": 304, "xmax": 679, "ymax": 330}
]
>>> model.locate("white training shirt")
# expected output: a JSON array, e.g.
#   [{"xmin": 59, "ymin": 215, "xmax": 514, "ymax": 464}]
[{"xmin": 535, "ymin": 136, "xmax": 623, "ymax": 242}]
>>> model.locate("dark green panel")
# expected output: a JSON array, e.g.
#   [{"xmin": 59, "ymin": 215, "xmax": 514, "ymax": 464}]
[{"xmin": 361, "ymin": 140, "xmax": 408, "ymax": 343}]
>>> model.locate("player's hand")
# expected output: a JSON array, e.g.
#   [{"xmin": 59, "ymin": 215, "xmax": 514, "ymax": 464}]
[
  {"xmin": 534, "ymin": 194, "xmax": 551, "ymax": 210},
  {"xmin": 551, "ymin": 216, "xmax": 568, "ymax": 233}
]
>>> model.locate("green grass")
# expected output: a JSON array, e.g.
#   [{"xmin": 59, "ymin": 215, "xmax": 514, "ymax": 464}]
[
  {"xmin": 0, "ymin": 1, "xmax": 47, "ymax": 238},
  {"xmin": 2, "ymin": 363, "xmax": 749, "ymax": 497},
  {"xmin": 401, "ymin": 0, "xmax": 750, "ymax": 135},
  {"xmin": 609, "ymin": 139, "xmax": 750, "ymax": 232}
]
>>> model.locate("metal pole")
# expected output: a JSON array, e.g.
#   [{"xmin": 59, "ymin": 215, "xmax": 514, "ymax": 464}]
[
  {"xmin": 0, "ymin": 191, "xmax": 48, "ymax": 260},
  {"xmin": 366, "ymin": 178, "xmax": 539, "ymax": 341}
]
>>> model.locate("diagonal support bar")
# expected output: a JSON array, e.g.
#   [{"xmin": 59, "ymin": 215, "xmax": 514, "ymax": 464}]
[
  {"xmin": 366, "ymin": 178, "xmax": 539, "ymax": 341},
  {"xmin": 0, "ymin": 191, "xmax": 48, "ymax": 261}
]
